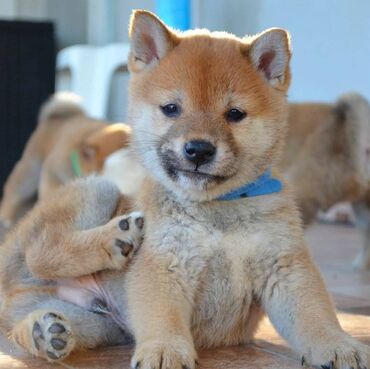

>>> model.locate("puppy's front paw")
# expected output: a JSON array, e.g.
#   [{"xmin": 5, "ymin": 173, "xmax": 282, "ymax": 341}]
[
  {"xmin": 301, "ymin": 333, "xmax": 370, "ymax": 369},
  {"xmin": 131, "ymin": 337, "xmax": 197, "ymax": 369},
  {"xmin": 106, "ymin": 211, "xmax": 144, "ymax": 269}
]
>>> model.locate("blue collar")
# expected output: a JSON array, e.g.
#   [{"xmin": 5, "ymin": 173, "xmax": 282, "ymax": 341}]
[{"xmin": 216, "ymin": 170, "xmax": 282, "ymax": 201}]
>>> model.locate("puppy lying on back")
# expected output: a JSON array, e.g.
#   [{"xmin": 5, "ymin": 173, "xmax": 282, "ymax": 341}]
[
  {"xmin": 0, "ymin": 93, "xmax": 132, "ymax": 228},
  {"xmin": 0, "ymin": 177, "xmax": 144, "ymax": 361}
]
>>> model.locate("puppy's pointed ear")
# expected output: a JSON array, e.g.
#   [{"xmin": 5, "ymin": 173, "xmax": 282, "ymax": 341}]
[
  {"xmin": 248, "ymin": 28, "xmax": 291, "ymax": 90},
  {"xmin": 129, "ymin": 10, "xmax": 178, "ymax": 72}
]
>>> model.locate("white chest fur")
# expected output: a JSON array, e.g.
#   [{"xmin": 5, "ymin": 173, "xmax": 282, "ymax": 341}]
[{"xmin": 145, "ymin": 195, "xmax": 286, "ymax": 347}]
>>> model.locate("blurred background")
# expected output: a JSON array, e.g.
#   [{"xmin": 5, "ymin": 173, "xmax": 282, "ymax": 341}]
[{"xmin": 1, "ymin": 0, "xmax": 369, "ymax": 123}]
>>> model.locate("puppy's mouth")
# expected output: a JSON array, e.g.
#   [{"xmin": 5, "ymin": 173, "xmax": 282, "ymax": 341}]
[
  {"xmin": 160, "ymin": 152, "xmax": 229, "ymax": 186},
  {"xmin": 171, "ymin": 167, "xmax": 227, "ymax": 183}
]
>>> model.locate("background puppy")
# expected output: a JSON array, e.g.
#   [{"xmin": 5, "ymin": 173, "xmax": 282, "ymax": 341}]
[
  {"xmin": 282, "ymin": 93, "xmax": 370, "ymax": 269},
  {"xmin": 0, "ymin": 92, "xmax": 132, "ymax": 228}
]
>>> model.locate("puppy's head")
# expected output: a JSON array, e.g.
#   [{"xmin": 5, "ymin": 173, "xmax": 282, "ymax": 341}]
[
  {"xmin": 128, "ymin": 10, "xmax": 291, "ymax": 201},
  {"xmin": 79, "ymin": 123, "xmax": 132, "ymax": 174}
]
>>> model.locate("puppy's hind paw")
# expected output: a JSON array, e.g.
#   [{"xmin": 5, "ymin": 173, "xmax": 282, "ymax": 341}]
[
  {"xmin": 105, "ymin": 211, "xmax": 144, "ymax": 269},
  {"xmin": 12, "ymin": 310, "xmax": 75, "ymax": 362}
]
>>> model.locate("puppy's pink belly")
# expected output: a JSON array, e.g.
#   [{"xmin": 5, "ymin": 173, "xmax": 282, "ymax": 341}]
[
  {"xmin": 56, "ymin": 275, "xmax": 102, "ymax": 310},
  {"xmin": 56, "ymin": 274, "xmax": 129, "ymax": 332}
]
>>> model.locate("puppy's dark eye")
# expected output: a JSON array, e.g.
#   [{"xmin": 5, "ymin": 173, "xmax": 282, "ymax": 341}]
[
  {"xmin": 225, "ymin": 108, "xmax": 246, "ymax": 123},
  {"xmin": 160, "ymin": 103, "xmax": 180, "ymax": 117}
]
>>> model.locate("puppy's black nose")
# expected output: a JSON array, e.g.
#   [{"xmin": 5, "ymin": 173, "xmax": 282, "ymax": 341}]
[{"xmin": 184, "ymin": 140, "xmax": 216, "ymax": 166}]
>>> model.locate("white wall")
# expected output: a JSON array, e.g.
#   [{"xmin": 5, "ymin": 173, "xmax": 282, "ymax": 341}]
[
  {"xmin": 253, "ymin": 0, "xmax": 370, "ymax": 102},
  {"xmin": 104, "ymin": 0, "xmax": 370, "ymax": 116},
  {"xmin": 1, "ymin": 0, "xmax": 369, "ymax": 119}
]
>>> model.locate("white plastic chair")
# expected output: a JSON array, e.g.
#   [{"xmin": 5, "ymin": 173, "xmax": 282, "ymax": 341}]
[{"xmin": 56, "ymin": 43, "xmax": 130, "ymax": 119}]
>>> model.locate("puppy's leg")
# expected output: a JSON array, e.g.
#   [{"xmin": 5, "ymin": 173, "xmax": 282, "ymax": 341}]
[
  {"xmin": 20, "ymin": 177, "xmax": 143, "ymax": 279},
  {"xmin": 26, "ymin": 211, "xmax": 144, "ymax": 279},
  {"xmin": 11, "ymin": 297, "xmax": 128, "ymax": 362},
  {"xmin": 352, "ymin": 201, "xmax": 370, "ymax": 270},
  {"xmin": 126, "ymin": 248, "xmax": 198, "ymax": 369},
  {"xmin": 262, "ymin": 248, "xmax": 370, "ymax": 369},
  {"xmin": 0, "ymin": 145, "xmax": 42, "ymax": 227},
  {"xmin": 38, "ymin": 164, "xmax": 63, "ymax": 200}
]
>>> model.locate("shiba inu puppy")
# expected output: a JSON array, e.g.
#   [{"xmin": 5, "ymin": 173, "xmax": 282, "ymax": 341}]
[
  {"xmin": 124, "ymin": 10, "xmax": 370, "ymax": 369},
  {"xmin": 0, "ymin": 10, "xmax": 368, "ymax": 369},
  {"xmin": 0, "ymin": 92, "xmax": 132, "ymax": 229}
]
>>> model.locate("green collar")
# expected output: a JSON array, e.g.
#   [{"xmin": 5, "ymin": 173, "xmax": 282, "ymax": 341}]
[{"xmin": 70, "ymin": 151, "xmax": 82, "ymax": 177}]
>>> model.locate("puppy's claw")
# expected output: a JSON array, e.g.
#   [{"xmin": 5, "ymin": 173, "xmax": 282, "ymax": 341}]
[
  {"xmin": 321, "ymin": 361, "xmax": 334, "ymax": 369},
  {"xmin": 301, "ymin": 355, "xmax": 306, "ymax": 367}
]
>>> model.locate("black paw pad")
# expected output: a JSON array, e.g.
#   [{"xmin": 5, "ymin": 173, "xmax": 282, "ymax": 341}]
[
  {"xmin": 115, "ymin": 239, "xmax": 133, "ymax": 256},
  {"xmin": 48, "ymin": 322, "xmax": 66, "ymax": 334},
  {"xmin": 51, "ymin": 338, "xmax": 66, "ymax": 350},
  {"xmin": 135, "ymin": 217, "xmax": 144, "ymax": 230},
  {"xmin": 32, "ymin": 321, "xmax": 44, "ymax": 350},
  {"xmin": 119, "ymin": 218, "xmax": 130, "ymax": 231}
]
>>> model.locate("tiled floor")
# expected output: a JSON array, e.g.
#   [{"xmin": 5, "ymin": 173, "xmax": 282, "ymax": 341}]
[{"xmin": 0, "ymin": 223, "xmax": 369, "ymax": 369}]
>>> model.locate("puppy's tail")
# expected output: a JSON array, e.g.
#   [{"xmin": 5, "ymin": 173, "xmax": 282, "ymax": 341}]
[
  {"xmin": 334, "ymin": 92, "xmax": 370, "ymax": 128},
  {"xmin": 38, "ymin": 91, "xmax": 85, "ymax": 124},
  {"xmin": 334, "ymin": 92, "xmax": 370, "ymax": 184}
]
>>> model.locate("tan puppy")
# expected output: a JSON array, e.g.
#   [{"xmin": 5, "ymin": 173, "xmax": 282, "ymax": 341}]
[
  {"xmin": 281, "ymin": 93, "xmax": 370, "ymax": 269},
  {"xmin": 123, "ymin": 11, "xmax": 369, "ymax": 369},
  {"xmin": 0, "ymin": 10, "xmax": 369, "ymax": 369},
  {"xmin": 0, "ymin": 177, "xmax": 144, "ymax": 361},
  {"xmin": 0, "ymin": 92, "xmax": 132, "ymax": 228}
]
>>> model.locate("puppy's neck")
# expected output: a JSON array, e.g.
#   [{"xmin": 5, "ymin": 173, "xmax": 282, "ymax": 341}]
[{"xmin": 138, "ymin": 174, "xmax": 289, "ymax": 220}]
